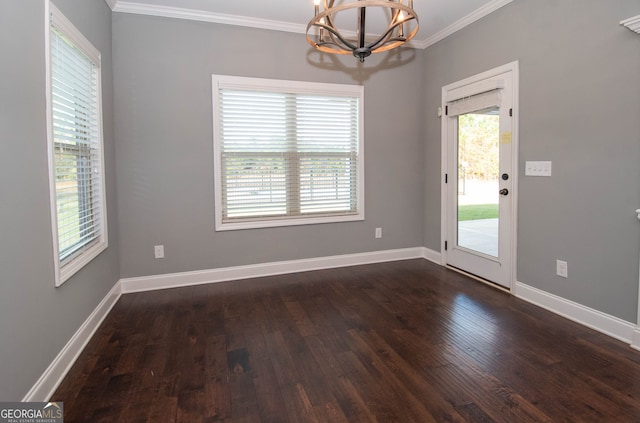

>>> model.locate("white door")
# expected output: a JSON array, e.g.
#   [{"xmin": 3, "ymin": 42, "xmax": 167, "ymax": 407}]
[{"xmin": 441, "ymin": 63, "xmax": 518, "ymax": 289}]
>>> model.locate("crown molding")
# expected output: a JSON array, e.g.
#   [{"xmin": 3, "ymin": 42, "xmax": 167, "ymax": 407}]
[
  {"xmin": 111, "ymin": 1, "xmax": 307, "ymax": 34},
  {"xmin": 415, "ymin": 0, "xmax": 514, "ymax": 49},
  {"xmin": 621, "ymin": 15, "xmax": 640, "ymax": 34},
  {"xmin": 108, "ymin": 0, "xmax": 513, "ymax": 50},
  {"xmin": 108, "ymin": 1, "xmax": 390, "ymax": 46},
  {"xmin": 104, "ymin": 0, "xmax": 117, "ymax": 10}
]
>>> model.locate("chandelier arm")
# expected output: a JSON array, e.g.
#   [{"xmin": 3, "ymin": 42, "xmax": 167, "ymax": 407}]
[
  {"xmin": 323, "ymin": 15, "xmax": 355, "ymax": 51},
  {"xmin": 365, "ymin": 16, "xmax": 416, "ymax": 51},
  {"xmin": 313, "ymin": 22, "xmax": 358, "ymax": 51},
  {"xmin": 324, "ymin": 13, "xmax": 358, "ymax": 51},
  {"xmin": 364, "ymin": 23, "xmax": 399, "ymax": 51},
  {"xmin": 307, "ymin": 6, "xmax": 358, "ymax": 52},
  {"xmin": 371, "ymin": 25, "xmax": 420, "ymax": 54},
  {"xmin": 328, "ymin": 33, "xmax": 353, "ymax": 52}
]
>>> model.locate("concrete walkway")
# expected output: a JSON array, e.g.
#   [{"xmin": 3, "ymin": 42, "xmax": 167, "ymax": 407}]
[{"xmin": 458, "ymin": 218, "xmax": 498, "ymax": 257}]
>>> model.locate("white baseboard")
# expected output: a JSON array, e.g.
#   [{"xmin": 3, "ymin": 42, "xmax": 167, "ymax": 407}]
[
  {"xmin": 23, "ymin": 247, "xmax": 424, "ymax": 401},
  {"xmin": 24, "ymin": 247, "xmax": 639, "ymax": 402},
  {"xmin": 121, "ymin": 247, "xmax": 427, "ymax": 293},
  {"xmin": 421, "ymin": 247, "xmax": 442, "ymax": 265},
  {"xmin": 22, "ymin": 281, "xmax": 122, "ymax": 402},
  {"xmin": 514, "ymin": 281, "xmax": 636, "ymax": 344},
  {"xmin": 631, "ymin": 328, "xmax": 640, "ymax": 351}
]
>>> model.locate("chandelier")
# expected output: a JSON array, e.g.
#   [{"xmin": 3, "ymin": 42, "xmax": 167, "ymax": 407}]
[{"xmin": 306, "ymin": 0, "xmax": 419, "ymax": 63}]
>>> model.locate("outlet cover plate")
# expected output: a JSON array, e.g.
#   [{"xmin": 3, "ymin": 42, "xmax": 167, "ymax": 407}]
[
  {"xmin": 154, "ymin": 245, "xmax": 165, "ymax": 259},
  {"xmin": 556, "ymin": 260, "xmax": 568, "ymax": 278}
]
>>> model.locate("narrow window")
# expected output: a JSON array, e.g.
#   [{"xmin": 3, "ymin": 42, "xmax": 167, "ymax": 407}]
[
  {"xmin": 212, "ymin": 75, "xmax": 364, "ymax": 231},
  {"xmin": 46, "ymin": 3, "xmax": 107, "ymax": 286}
]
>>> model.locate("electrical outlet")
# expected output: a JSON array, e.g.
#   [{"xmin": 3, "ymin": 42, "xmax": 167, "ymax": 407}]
[
  {"xmin": 375, "ymin": 227, "xmax": 382, "ymax": 239},
  {"xmin": 154, "ymin": 245, "xmax": 165, "ymax": 259},
  {"xmin": 556, "ymin": 260, "xmax": 568, "ymax": 278}
]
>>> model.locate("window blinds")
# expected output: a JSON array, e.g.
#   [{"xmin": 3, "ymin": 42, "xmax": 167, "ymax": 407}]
[
  {"xmin": 446, "ymin": 89, "xmax": 502, "ymax": 117},
  {"xmin": 50, "ymin": 20, "xmax": 104, "ymax": 266},
  {"xmin": 216, "ymin": 84, "xmax": 361, "ymax": 223}
]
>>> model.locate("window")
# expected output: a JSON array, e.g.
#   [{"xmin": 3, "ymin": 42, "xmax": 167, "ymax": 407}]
[
  {"xmin": 212, "ymin": 75, "xmax": 364, "ymax": 230},
  {"xmin": 46, "ymin": 3, "xmax": 107, "ymax": 286}
]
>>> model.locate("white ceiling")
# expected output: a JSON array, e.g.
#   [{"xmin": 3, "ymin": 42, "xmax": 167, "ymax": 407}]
[{"xmin": 106, "ymin": 0, "xmax": 513, "ymax": 49}]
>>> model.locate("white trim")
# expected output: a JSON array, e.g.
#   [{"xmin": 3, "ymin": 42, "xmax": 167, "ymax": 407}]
[
  {"xmin": 621, "ymin": 15, "xmax": 640, "ymax": 34},
  {"xmin": 421, "ymin": 247, "xmax": 442, "ymax": 265},
  {"xmin": 632, "ymin": 328, "xmax": 640, "ymax": 351},
  {"xmin": 22, "ymin": 282, "xmax": 122, "ymax": 401},
  {"xmin": 22, "ymin": 249, "xmax": 640, "ymax": 401},
  {"xmin": 110, "ymin": 1, "xmax": 397, "ymax": 48},
  {"xmin": 441, "ymin": 61, "xmax": 519, "ymax": 100},
  {"xmin": 212, "ymin": 74, "xmax": 365, "ymax": 232},
  {"xmin": 121, "ymin": 247, "xmax": 424, "ymax": 293},
  {"xmin": 23, "ymin": 248, "xmax": 417, "ymax": 401},
  {"xmin": 47, "ymin": 2, "xmax": 109, "ymax": 287},
  {"xmin": 49, "ymin": 3, "xmax": 101, "ymax": 65},
  {"xmin": 440, "ymin": 61, "xmax": 519, "ymax": 290},
  {"xmin": 635, "ymin": 211, "xmax": 640, "ymax": 350},
  {"xmin": 109, "ymin": 0, "xmax": 512, "ymax": 50},
  {"xmin": 45, "ymin": 0, "xmax": 57, "ymax": 283},
  {"xmin": 214, "ymin": 214, "xmax": 366, "ymax": 232},
  {"xmin": 446, "ymin": 265, "xmax": 510, "ymax": 294},
  {"xmin": 415, "ymin": 0, "xmax": 514, "ymax": 49},
  {"xmin": 112, "ymin": 1, "xmax": 308, "ymax": 34},
  {"xmin": 514, "ymin": 281, "xmax": 636, "ymax": 344}
]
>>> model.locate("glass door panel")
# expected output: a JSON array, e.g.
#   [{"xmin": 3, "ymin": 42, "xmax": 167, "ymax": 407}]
[{"xmin": 456, "ymin": 108, "xmax": 500, "ymax": 258}]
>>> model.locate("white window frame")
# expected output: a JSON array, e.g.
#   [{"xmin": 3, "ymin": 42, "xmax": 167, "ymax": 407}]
[
  {"xmin": 212, "ymin": 75, "xmax": 365, "ymax": 231},
  {"xmin": 45, "ymin": 2, "xmax": 108, "ymax": 286}
]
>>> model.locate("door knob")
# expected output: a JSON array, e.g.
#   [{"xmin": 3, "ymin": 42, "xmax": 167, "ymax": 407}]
[{"xmin": 499, "ymin": 188, "xmax": 509, "ymax": 196}]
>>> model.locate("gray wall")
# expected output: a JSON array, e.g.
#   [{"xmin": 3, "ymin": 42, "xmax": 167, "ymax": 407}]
[
  {"xmin": 112, "ymin": 15, "xmax": 425, "ymax": 278},
  {"xmin": 422, "ymin": 0, "xmax": 640, "ymax": 322},
  {"xmin": 0, "ymin": 0, "xmax": 118, "ymax": 400},
  {"xmin": 2, "ymin": 0, "xmax": 639, "ymax": 402}
]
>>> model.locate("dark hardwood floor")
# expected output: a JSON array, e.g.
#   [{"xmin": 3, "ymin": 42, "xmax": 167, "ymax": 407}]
[{"xmin": 53, "ymin": 259, "xmax": 640, "ymax": 422}]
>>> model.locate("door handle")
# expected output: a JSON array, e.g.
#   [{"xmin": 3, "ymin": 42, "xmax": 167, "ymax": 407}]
[{"xmin": 499, "ymin": 188, "xmax": 509, "ymax": 196}]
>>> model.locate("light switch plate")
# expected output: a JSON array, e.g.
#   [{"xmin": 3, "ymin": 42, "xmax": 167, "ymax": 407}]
[{"xmin": 525, "ymin": 161, "xmax": 552, "ymax": 176}]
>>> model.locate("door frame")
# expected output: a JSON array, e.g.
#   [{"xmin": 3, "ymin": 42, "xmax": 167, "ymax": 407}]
[{"xmin": 440, "ymin": 61, "xmax": 519, "ymax": 291}]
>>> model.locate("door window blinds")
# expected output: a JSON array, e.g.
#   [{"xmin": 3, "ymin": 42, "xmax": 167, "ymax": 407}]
[{"xmin": 447, "ymin": 89, "xmax": 502, "ymax": 117}]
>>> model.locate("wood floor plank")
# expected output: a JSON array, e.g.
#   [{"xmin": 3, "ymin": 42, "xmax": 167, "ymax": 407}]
[
  {"xmin": 52, "ymin": 259, "xmax": 640, "ymax": 422},
  {"xmin": 279, "ymin": 383, "xmax": 321, "ymax": 423},
  {"xmin": 333, "ymin": 375, "xmax": 380, "ymax": 423},
  {"xmin": 335, "ymin": 350, "xmax": 417, "ymax": 422},
  {"xmin": 251, "ymin": 358, "xmax": 291, "ymax": 423},
  {"xmin": 345, "ymin": 328, "xmax": 458, "ymax": 422}
]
